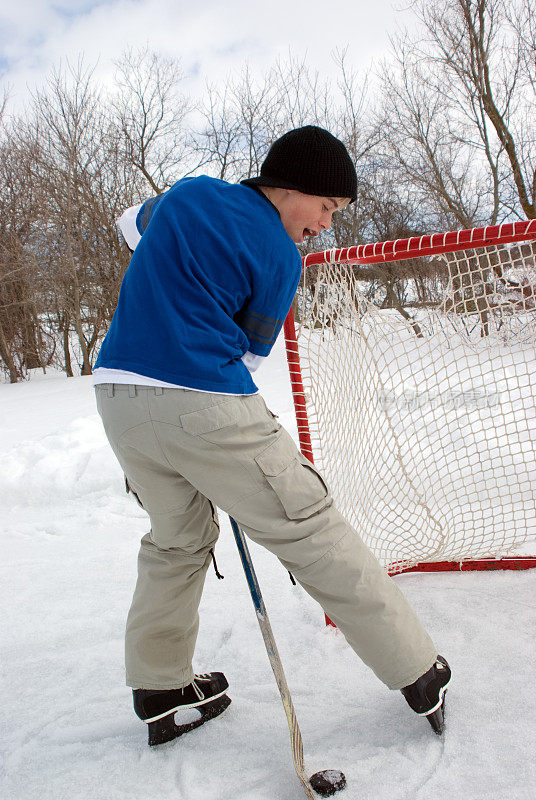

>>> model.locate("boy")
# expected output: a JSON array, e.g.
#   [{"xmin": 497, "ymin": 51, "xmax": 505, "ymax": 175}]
[{"xmin": 93, "ymin": 125, "xmax": 451, "ymax": 745}]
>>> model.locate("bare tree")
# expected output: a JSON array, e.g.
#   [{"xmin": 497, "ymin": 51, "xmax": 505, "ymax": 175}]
[
  {"xmin": 112, "ymin": 47, "xmax": 193, "ymax": 194},
  {"xmin": 194, "ymin": 65, "xmax": 286, "ymax": 183},
  {"xmin": 195, "ymin": 85, "xmax": 244, "ymax": 180},
  {"xmin": 0, "ymin": 91, "xmax": 23, "ymax": 383},
  {"xmin": 379, "ymin": 0, "xmax": 536, "ymax": 227},
  {"xmin": 195, "ymin": 55, "xmax": 347, "ymax": 185},
  {"xmin": 24, "ymin": 60, "xmax": 135, "ymax": 376},
  {"xmin": 0, "ymin": 92, "xmax": 52, "ymax": 383}
]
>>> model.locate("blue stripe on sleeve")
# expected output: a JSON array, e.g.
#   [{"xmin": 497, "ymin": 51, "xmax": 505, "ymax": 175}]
[{"xmin": 238, "ymin": 310, "xmax": 282, "ymax": 347}]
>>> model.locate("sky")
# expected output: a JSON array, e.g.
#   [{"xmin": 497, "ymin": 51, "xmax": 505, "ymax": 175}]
[{"xmin": 0, "ymin": 0, "xmax": 416, "ymax": 112}]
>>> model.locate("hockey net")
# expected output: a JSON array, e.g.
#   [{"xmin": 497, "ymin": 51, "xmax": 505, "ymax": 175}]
[{"xmin": 284, "ymin": 221, "xmax": 536, "ymax": 576}]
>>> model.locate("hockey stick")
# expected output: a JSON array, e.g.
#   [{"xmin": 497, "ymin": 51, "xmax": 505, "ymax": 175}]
[{"xmin": 229, "ymin": 516, "xmax": 346, "ymax": 798}]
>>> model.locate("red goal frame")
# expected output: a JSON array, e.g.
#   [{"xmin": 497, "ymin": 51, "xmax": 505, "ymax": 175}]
[{"xmin": 283, "ymin": 221, "xmax": 536, "ymax": 607}]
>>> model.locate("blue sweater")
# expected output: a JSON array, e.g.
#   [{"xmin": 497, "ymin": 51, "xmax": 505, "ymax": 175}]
[{"xmin": 95, "ymin": 177, "xmax": 302, "ymax": 394}]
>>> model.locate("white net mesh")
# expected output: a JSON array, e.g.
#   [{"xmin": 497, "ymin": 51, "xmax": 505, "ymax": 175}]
[{"xmin": 291, "ymin": 238, "xmax": 536, "ymax": 573}]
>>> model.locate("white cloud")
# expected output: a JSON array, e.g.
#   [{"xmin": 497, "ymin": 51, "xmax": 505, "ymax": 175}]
[{"xmin": 0, "ymin": 0, "xmax": 415, "ymax": 112}]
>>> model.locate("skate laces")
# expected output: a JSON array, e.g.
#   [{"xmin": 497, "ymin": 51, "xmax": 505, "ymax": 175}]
[{"xmin": 187, "ymin": 674, "xmax": 212, "ymax": 701}]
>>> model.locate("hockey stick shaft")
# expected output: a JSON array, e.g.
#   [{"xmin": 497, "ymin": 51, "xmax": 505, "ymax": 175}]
[{"xmin": 229, "ymin": 516, "xmax": 317, "ymax": 799}]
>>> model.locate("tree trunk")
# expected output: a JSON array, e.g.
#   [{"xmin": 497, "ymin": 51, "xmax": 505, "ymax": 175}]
[
  {"xmin": 62, "ymin": 317, "xmax": 73, "ymax": 377},
  {"xmin": 385, "ymin": 282, "xmax": 424, "ymax": 338},
  {"xmin": 0, "ymin": 316, "xmax": 20, "ymax": 383},
  {"xmin": 22, "ymin": 305, "xmax": 42, "ymax": 370},
  {"xmin": 71, "ymin": 307, "xmax": 92, "ymax": 376}
]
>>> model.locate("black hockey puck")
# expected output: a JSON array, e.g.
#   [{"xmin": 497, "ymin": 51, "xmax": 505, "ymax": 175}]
[{"xmin": 309, "ymin": 770, "xmax": 346, "ymax": 796}]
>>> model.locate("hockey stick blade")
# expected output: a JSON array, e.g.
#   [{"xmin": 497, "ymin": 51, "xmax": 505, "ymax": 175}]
[{"xmin": 230, "ymin": 517, "xmax": 346, "ymax": 798}]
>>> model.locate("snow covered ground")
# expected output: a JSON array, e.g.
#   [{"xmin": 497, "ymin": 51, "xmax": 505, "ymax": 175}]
[{"xmin": 1, "ymin": 336, "xmax": 535, "ymax": 800}]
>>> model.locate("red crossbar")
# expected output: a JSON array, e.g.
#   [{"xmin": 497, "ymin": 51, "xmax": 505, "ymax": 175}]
[{"xmin": 303, "ymin": 220, "xmax": 536, "ymax": 268}]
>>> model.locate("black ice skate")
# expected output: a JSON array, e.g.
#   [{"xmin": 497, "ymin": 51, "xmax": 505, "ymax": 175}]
[
  {"xmin": 133, "ymin": 672, "xmax": 231, "ymax": 746},
  {"xmin": 401, "ymin": 656, "xmax": 451, "ymax": 735}
]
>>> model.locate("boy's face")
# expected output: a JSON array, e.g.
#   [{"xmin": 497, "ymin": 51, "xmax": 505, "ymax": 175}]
[{"xmin": 273, "ymin": 190, "xmax": 350, "ymax": 244}]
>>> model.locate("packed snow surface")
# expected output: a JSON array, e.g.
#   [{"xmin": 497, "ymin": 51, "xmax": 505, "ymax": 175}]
[{"xmin": 1, "ymin": 337, "xmax": 535, "ymax": 800}]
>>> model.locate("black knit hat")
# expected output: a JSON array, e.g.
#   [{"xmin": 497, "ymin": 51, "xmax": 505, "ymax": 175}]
[{"xmin": 241, "ymin": 125, "xmax": 357, "ymax": 203}]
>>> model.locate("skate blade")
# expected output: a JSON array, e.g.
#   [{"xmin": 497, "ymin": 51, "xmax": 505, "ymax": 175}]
[
  {"xmin": 426, "ymin": 694, "xmax": 446, "ymax": 735},
  {"xmin": 147, "ymin": 694, "xmax": 231, "ymax": 746}
]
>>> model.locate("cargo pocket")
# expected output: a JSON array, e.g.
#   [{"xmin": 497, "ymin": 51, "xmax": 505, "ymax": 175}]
[
  {"xmin": 254, "ymin": 435, "xmax": 331, "ymax": 520},
  {"xmin": 179, "ymin": 400, "xmax": 241, "ymax": 436}
]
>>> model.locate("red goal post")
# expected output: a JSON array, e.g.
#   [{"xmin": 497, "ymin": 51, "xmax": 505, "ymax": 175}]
[{"xmin": 283, "ymin": 220, "xmax": 536, "ymax": 589}]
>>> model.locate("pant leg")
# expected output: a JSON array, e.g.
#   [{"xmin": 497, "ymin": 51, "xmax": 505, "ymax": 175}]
[
  {"xmin": 137, "ymin": 387, "xmax": 437, "ymax": 691},
  {"xmin": 95, "ymin": 384, "xmax": 219, "ymax": 689}
]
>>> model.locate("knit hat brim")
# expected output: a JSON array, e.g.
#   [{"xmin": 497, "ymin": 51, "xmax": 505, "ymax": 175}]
[{"xmin": 241, "ymin": 175, "xmax": 303, "ymax": 192}]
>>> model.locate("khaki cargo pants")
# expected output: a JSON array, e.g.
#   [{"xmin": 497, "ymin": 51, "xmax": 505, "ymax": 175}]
[{"xmin": 95, "ymin": 384, "xmax": 437, "ymax": 691}]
